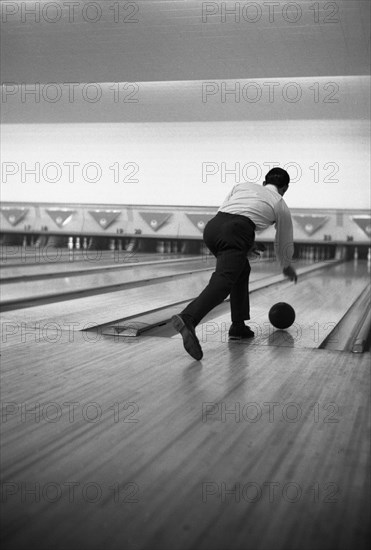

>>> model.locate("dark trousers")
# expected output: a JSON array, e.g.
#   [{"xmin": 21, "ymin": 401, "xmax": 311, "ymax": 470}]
[{"xmin": 181, "ymin": 212, "xmax": 255, "ymax": 326}]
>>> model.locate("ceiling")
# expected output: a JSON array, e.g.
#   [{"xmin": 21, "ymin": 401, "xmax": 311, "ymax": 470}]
[
  {"xmin": 1, "ymin": 0, "xmax": 370, "ymax": 83},
  {"xmin": 2, "ymin": 76, "xmax": 370, "ymax": 123}
]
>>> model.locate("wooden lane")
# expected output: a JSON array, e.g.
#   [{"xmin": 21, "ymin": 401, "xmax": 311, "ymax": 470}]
[
  {"xmin": 0, "ymin": 270, "xmax": 216, "ymax": 329},
  {"xmin": 0, "ymin": 260, "xmax": 336, "ymax": 336},
  {"xmin": 0, "ymin": 247, "xmax": 139, "ymax": 267},
  {"xmin": 2, "ymin": 255, "xmax": 289, "ymax": 305},
  {"xmin": 202, "ymin": 261, "xmax": 370, "ymax": 351},
  {"xmin": 1, "ymin": 259, "xmax": 322, "ymax": 328},
  {"xmin": 0, "ymin": 252, "xmax": 199, "ymax": 279},
  {"xmin": 0, "ymin": 252, "xmax": 285, "ymax": 281},
  {"xmin": 1, "ymin": 259, "xmax": 217, "ymax": 304},
  {"xmin": 1, "ymin": 318, "xmax": 370, "ymax": 550}
]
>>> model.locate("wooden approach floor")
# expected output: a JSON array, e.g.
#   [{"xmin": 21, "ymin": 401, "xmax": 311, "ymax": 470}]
[{"xmin": 1, "ymin": 264, "xmax": 370, "ymax": 550}]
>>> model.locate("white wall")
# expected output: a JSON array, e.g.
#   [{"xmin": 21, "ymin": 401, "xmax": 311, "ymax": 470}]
[{"xmin": 1, "ymin": 118, "xmax": 369, "ymax": 209}]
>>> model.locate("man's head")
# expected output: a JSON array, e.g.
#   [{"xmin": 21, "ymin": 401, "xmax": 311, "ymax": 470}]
[{"xmin": 263, "ymin": 168, "xmax": 290, "ymax": 196}]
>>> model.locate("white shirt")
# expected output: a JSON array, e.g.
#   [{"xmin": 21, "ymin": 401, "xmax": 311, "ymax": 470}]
[{"xmin": 218, "ymin": 182, "xmax": 294, "ymax": 268}]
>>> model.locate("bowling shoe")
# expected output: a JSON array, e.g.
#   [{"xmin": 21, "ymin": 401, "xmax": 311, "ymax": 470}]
[
  {"xmin": 228, "ymin": 324, "xmax": 255, "ymax": 340},
  {"xmin": 172, "ymin": 314, "xmax": 203, "ymax": 361}
]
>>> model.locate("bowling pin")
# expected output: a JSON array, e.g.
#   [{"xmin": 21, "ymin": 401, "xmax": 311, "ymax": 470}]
[
  {"xmin": 157, "ymin": 240, "xmax": 165, "ymax": 254},
  {"xmin": 82, "ymin": 237, "xmax": 88, "ymax": 250},
  {"xmin": 353, "ymin": 247, "xmax": 358, "ymax": 261},
  {"xmin": 75, "ymin": 237, "xmax": 81, "ymax": 250},
  {"xmin": 203, "ymin": 242, "xmax": 211, "ymax": 257},
  {"xmin": 67, "ymin": 237, "xmax": 74, "ymax": 262},
  {"xmin": 367, "ymin": 248, "xmax": 371, "ymax": 263},
  {"xmin": 109, "ymin": 238, "xmax": 115, "ymax": 251},
  {"xmin": 126, "ymin": 239, "xmax": 136, "ymax": 252}
]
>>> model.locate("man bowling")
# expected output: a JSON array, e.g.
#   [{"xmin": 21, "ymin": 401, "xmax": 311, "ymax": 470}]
[{"xmin": 172, "ymin": 167, "xmax": 298, "ymax": 360}]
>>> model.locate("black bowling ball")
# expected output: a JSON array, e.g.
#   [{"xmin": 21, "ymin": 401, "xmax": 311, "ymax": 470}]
[{"xmin": 268, "ymin": 302, "xmax": 296, "ymax": 329}]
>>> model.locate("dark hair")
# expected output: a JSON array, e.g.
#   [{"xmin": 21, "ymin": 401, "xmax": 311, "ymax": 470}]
[{"xmin": 265, "ymin": 168, "xmax": 290, "ymax": 188}]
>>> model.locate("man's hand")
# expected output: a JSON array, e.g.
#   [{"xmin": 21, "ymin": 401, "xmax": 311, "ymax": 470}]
[{"xmin": 283, "ymin": 265, "xmax": 297, "ymax": 283}]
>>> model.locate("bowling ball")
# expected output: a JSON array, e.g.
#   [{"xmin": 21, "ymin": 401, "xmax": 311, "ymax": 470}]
[{"xmin": 268, "ymin": 302, "xmax": 295, "ymax": 329}]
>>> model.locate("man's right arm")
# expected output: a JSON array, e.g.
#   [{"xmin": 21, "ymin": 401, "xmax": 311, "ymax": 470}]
[{"xmin": 274, "ymin": 200, "xmax": 297, "ymax": 283}]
